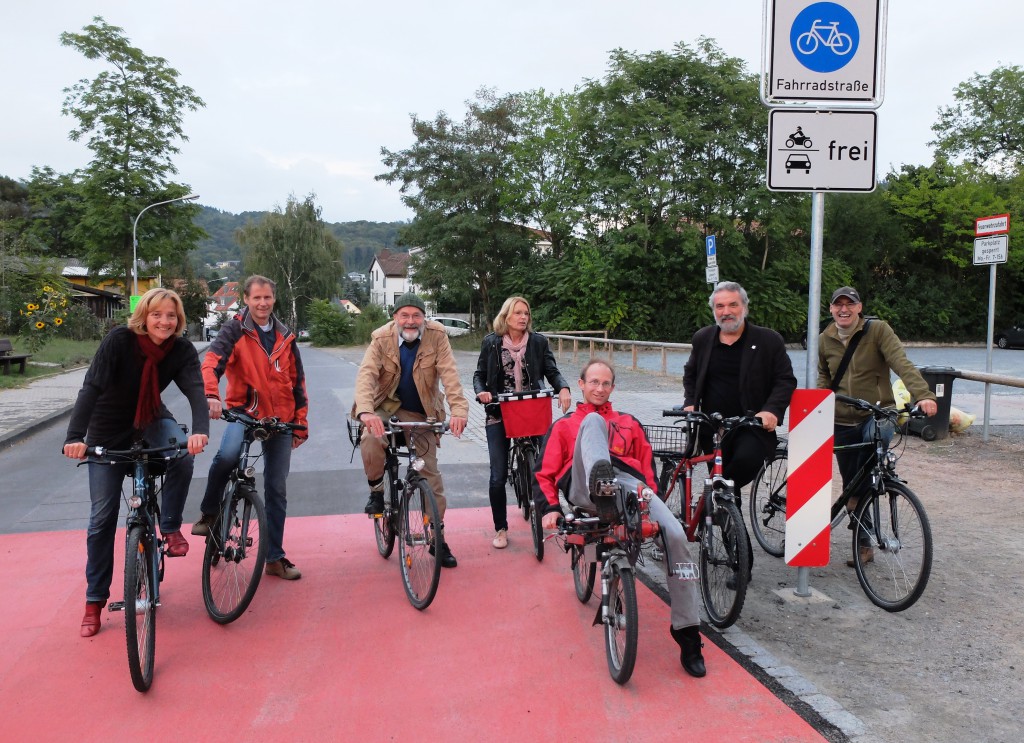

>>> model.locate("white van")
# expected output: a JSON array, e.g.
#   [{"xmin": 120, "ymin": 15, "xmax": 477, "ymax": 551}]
[{"xmin": 429, "ymin": 317, "xmax": 471, "ymax": 337}]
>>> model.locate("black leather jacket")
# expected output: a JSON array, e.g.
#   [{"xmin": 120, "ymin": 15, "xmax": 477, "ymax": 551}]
[{"xmin": 473, "ymin": 332, "xmax": 570, "ymax": 417}]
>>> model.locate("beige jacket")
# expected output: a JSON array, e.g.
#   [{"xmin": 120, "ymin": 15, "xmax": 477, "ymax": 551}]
[{"xmin": 351, "ymin": 320, "xmax": 469, "ymax": 423}]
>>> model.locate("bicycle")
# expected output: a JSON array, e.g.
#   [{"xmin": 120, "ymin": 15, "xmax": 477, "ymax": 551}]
[
  {"xmin": 84, "ymin": 437, "xmax": 190, "ymax": 692},
  {"xmin": 555, "ymin": 481, "xmax": 659, "ymax": 685},
  {"xmin": 497, "ymin": 388, "xmax": 555, "ymax": 561},
  {"xmin": 350, "ymin": 416, "xmax": 449, "ymax": 610},
  {"xmin": 200, "ymin": 408, "xmax": 304, "ymax": 624},
  {"xmin": 643, "ymin": 409, "xmax": 762, "ymax": 628},
  {"xmin": 796, "ymin": 19, "xmax": 853, "ymax": 56},
  {"xmin": 748, "ymin": 395, "xmax": 933, "ymax": 612}
]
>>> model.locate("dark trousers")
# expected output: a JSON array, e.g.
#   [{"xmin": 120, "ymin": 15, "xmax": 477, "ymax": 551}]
[{"xmin": 698, "ymin": 426, "xmax": 777, "ymax": 498}]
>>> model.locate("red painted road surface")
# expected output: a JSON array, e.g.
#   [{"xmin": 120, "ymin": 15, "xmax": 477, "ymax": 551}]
[{"xmin": 3, "ymin": 508, "xmax": 826, "ymax": 742}]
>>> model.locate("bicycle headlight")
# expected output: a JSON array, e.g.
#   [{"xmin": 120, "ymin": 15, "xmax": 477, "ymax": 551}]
[
  {"xmin": 128, "ymin": 495, "xmax": 142, "ymax": 509},
  {"xmin": 412, "ymin": 457, "xmax": 426, "ymax": 472},
  {"xmin": 885, "ymin": 450, "xmax": 898, "ymax": 469},
  {"xmin": 244, "ymin": 466, "xmax": 257, "ymax": 479}
]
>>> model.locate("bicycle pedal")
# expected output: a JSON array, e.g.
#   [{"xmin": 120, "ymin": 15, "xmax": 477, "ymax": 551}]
[
  {"xmin": 595, "ymin": 479, "xmax": 617, "ymax": 497},
  {"xmin": 108, "ymin": 601, "xmax": 125, "ymax": 612}
]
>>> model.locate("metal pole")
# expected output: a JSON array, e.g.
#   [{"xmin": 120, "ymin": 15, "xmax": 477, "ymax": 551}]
[
  {"xmin": 795, "ymin": 190, "xmax": 826, "ymax": 599},
  {"xmin": 131, "ymin": 194, "xmax": 199, "ymax": 296},
  {"xmin": 983, "ymin": 264, "xmax": 997, "ymax": 442}
]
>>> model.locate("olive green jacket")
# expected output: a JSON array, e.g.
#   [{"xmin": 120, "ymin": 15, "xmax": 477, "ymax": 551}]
[{"xmin": 817, "ymin": 316, "xmax": 935, "ymax": 426}]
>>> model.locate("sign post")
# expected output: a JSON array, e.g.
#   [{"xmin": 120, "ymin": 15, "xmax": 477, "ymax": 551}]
[
  {"xmin": 705, "ymin": 235, "xmax": 719, "ymax": 284},
  {"xmin": 974, "ymin": 215, "xmax": 1011, "ymax": 441}
]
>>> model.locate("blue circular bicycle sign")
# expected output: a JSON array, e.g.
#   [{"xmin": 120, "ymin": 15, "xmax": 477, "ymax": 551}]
[{"xmin": 790, "ymin": 2, "xmax": 860, "ymax": 73}]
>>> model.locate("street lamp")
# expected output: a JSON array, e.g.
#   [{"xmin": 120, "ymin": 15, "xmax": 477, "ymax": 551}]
[{"xmin": 132, "ymin": 193, "xmax": 200, "ymax": 296}]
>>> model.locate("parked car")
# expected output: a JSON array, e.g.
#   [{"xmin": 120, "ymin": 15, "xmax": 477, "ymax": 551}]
[
  {"xmin": 428, "ymin": 317, "xmax": 471, "ymax": 337},
  {"xmin": 994, "ymin": 324, "xmax": 1024, "ymax": 349}
]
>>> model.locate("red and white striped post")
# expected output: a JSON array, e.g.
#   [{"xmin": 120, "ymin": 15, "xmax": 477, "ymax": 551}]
[{"xmin": 786, "ymin": 389, "xmax": 834, "ymax": 593}]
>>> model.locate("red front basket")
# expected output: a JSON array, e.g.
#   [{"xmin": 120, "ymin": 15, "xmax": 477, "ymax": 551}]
[{"xmin": 499, "ymin": 392, "xmax": 554, "ymax": 438}]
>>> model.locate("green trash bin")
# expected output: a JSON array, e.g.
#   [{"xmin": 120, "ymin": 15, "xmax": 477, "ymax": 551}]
[{"xmin": 907, "ymin": 365, "xmax": 957, "ymax": 441}]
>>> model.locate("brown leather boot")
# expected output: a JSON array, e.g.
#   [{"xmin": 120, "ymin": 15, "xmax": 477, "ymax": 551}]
[{"xmin": 80, "ymin": 600, "xmax": 106, "ymax": 638}]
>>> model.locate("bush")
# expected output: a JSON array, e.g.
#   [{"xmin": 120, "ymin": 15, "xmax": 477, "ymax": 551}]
[
  {"xmin": 61, "ymin": 302, "xmax": 105, "ymax": 341},
  {"xmin": 352, "ymin": 304, "xmax": 389, "ymax": 344},
  {"xmin": 307, "ymin": 299, "xmax": 352, "ymax": 346}
]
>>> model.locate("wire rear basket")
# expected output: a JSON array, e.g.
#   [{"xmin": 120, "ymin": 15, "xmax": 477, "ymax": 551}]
[{"xmin": 642, "ymin": 424, "xmax": 693, "ymax": 458}]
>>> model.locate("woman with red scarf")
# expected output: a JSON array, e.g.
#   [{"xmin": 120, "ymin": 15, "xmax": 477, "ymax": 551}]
[{"xmin": 63, "ymin": 288, "xmax": 209, "ymax": 638}]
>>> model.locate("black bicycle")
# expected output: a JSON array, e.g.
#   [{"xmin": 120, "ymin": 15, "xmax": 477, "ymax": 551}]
[
  {"xmin": 200, "ymin": 409, "xmax": 304, "ymax": 624},
  {"xmin": 351, "ymin": 416, "xmax": 448, "ymax": 610},
  {"xmin": 85, "ymin": 437, "xmax": 189, "ymax": 692},
  {"xmin": 497, "ymin": 389, "xmax": 554, "ymax": 560},
  {"xmin": 749, "ymin": 395, "xmax": 933, "ymax": 611}
]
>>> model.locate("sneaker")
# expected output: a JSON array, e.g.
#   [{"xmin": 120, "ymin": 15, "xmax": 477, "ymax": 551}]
[
  {"xmin": 364, "ymin": 491, "xmax": 385, "ymax": 515},
  {"xmin": 163, "ymin": 530, "xmax": 189, "ymax": 557},
  {"xmin": 190, "ymin": 513, "xmax": 216, "ymax": 537},
  {"xmin": 846, "ymin": 546, "xmax": 875, "ymax": 568},
  {"xmin": 266, "ymin": 557, "xmax": 302, "ymax": 580},
  {"xmin": 492, "ymin": 529, "xmax": 508, "ymax": 549},
  {"xmin": 588, "ymin": 459, "xmax": 615, "ymax": 497}
]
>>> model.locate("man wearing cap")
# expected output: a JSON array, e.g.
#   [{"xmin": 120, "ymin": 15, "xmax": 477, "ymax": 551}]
[
  {"xmin": 352, "ymin": 293, "xmax": 469, "ymax": 568},
  {"xmin": 818, "ymin": 286, "xmax": 937, "ymax": 566}
]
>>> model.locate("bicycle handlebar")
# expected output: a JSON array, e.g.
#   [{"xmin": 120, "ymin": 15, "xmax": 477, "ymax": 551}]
[
  {"xmin": 85, "ymin": 441, "xmax": 190, "ymax": 460},
  {"xmin": 386, "ymin": 417, "xmax": 450, "ymax": 435},
  {"xmin": 662, "ymin": 407, "xmax": 763, "ymax": 432},
  {"xmin": 496, "ymin": 388, "xmax": 556, "ymax": 402},
  {"xmin": 834, "ymin": 394, "xmax": 928, "ymax": 420},
  {"xmin": 222, "ymin": 408, "xmax": 308, "ymax": 432}
]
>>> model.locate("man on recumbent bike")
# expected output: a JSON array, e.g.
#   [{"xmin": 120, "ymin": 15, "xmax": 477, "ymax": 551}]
[{"xmin": 533, "ymin": 359, "xmax": 707, "ymax": 678}]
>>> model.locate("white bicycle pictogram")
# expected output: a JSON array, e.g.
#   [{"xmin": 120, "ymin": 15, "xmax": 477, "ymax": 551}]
[{"xmin": 796, "ymin": 20, "xmax": 853, "ymax": 56}]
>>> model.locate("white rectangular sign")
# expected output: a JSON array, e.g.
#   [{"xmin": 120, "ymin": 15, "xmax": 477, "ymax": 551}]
[
  {"xmin": 767, "ymin": 109, "xmax": 876, "ymax": 192},
  {"xmin": 705, "ymin": 265, "xmax": 720, "ymax": 284},
  {"xmin": 975, "ymin": 214, "xmax": 1010, "ymax": 236},
  {"xmin": 764, "ymin": 0, "xmax": 885, "ymax": 107},
  {"xmin": 973, "ymin": 235, "xmax": 1008, "ymax": 265}
]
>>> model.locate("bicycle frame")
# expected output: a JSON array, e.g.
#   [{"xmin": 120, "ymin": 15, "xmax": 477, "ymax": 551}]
[{"xmin": 125, "ymin": 456, "xmax": 163, "ymax": 607}]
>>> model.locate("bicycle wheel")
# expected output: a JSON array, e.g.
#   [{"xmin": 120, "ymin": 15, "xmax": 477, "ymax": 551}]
[
  {"xmin": 399, "ymin": 479, "xmax": 442, "ymax": 610},
  {"xmin": 750, "ymin": 450, "xmax": 788, "ymax": 558},
  {"xmin": 604, "ymin": 563, "xmax": 638, "ymax": 685},
  {"xmin": 699, "ymin": 499, "xmax": 750, "ymax": 628},
  {"xmin": 657, "ymin": 459, "xmax": 682, "ymax": 518},
  {"xmin": 851, "ymin": 482, "xmax": 932, "ymax": 612},
  {"xmin": 124, "ymin": 525, "xmax": 156, "ymax": 692},
  {"xmin": 202, "ymin": 484, "xmax": 268, "ymax": 624},
  {"xmin": 374, "ymin": 466, "xmax": 398, "ymax": 558},
  {"xmin": 571, "ymin": 544, "xmax": 596, "ymax": 603},
  {"xmin": 514, "ymin": 445, "xmax": 535, "ymax": 521},
  {"xmin": 530, "ymin": 498, "xmax": 544, "ymax": 561}
]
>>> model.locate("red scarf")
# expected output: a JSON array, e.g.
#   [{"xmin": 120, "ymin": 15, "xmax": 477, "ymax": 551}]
[{"xmin": 134, "ymin": 333, "xmax": 173, "ymax": 430}]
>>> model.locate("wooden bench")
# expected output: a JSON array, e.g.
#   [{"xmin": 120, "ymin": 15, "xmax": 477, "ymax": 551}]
[{"xmin": 0, "ymin": 338, "xmax": 32, "ymax": 375}]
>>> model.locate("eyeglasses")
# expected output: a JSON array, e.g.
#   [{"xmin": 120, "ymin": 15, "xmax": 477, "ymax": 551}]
[{"xmin": 584, "ymin": 379, "xmax": 614, "ymax": 389}]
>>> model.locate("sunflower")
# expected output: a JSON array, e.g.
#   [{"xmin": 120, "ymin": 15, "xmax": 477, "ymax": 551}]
[
  {"xmin": 43, "ymin": 285, "xmax": 53, "ymax": 292},
  {"xmin": 54, "ymin": 317, "xmax": 64, "ymax": 326},
  {"xmin": 35, "ymin": 321, "xmax": 46, "ymax": 329},
  {"xmin": 27, "ymin": 303, "xmax": 39, "ymax": 311}
]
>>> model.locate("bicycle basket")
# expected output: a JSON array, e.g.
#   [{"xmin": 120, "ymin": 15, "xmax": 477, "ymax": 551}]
[
  {"xmin": 346, "ymin": 418, "xmax": 364, "ymax": 448},
  {"xmin": 642, "ymin": 424, "xmax": 694, "ymax": 458},
  {"xmin": 498, "ymin": 389, "xmax": 554, "ymax": 439}
]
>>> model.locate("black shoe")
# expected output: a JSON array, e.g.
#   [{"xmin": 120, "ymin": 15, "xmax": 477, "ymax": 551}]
[
  {"xmin": 671, "ymin": 625, "xmax": 707, "ymax": 678},
  {"xmin": 430, "ymin": 541, "xmax": 458, "ymax": 568},
  {"xmin": 364, "ymin": 491, "xmax": 385, "ymax": 515},
  {"xmin": 588, "ymin": 459, "xmax": 615, "ymax": 496}
]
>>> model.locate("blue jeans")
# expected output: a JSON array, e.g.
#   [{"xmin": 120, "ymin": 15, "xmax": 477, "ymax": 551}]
[
  {"xmin": 201, "ymin": 422, "xmax": 293, "ymax": 562},
  {"xmin": 85, "ymin": 417, "xmax": 194, "ymax": 603}
]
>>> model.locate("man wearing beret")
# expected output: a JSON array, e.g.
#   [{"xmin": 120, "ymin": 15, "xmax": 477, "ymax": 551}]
[
  {"xmin": 818, "ymin": 286, "xmax": 937, "ymax": 566},
  {"xmin": 351, "ymin": 293, "xmax": 469, "ymax": 568}
]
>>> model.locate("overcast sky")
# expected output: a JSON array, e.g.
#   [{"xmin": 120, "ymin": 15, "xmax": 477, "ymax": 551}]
[{"xmin": 3, "ymin": 1, "xmax": 1022, "ymax": 224}]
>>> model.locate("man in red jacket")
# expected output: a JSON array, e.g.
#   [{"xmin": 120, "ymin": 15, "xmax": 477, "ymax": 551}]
[
  {"xmin": 534, "ymin": 359, "xmax": 707, "ymax": 678},
  {"xmin": 193, "ymin": 275, "xmax": 309, "ymax": 580}
]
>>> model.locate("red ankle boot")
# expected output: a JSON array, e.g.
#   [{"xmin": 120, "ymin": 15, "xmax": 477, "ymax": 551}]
[{"xmin": 80, "ymin": 601, "xmax": 105, "ymax": 637}]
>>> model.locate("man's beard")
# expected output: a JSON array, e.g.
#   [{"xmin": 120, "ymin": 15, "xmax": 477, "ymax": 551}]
[
  {"xmin": 716, "ymin": 316, "xmax": 743, "ymax": 333},
  {"xmin": 400, "ymin": 326, "xmax": 422, "ymax": 342}
]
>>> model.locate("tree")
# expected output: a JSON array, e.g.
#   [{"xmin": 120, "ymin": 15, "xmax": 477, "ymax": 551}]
[
  {"xmin": 378, "ymin": 89, "xmax": 532, "ymax": 324},
  {"xmin": 236, "ymin": 193, "xmax": 345, "ymax": 329},
  {"xmin": 931, "ymin": 64, "xmax": 1024, "ymax": 171},
  {"xmin": 57, "ymin": 16, "xmax": 205, "ymax": 289}
]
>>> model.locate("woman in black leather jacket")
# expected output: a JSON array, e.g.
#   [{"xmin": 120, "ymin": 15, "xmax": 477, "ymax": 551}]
[{"xmin": 473, "ymin": 296, "xmax": 572, "ymax": 549}]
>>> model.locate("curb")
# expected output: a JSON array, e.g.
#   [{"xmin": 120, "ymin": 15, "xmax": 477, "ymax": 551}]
[{"xmin": 0, "ymin": 405, "xmax": 75, "ymax": 450}]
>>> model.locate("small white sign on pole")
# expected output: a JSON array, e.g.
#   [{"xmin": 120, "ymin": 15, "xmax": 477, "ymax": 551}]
[
  {"xmin": 975, "ymin": 214, "xmax": 1010, "ymax": 236},
  {"xmin": 974, "ymin": 235, "xmax": 1008, "ymax": 265},
  {"xmin": 705, "ymin": 265, "xmax": 719, "ymax": 284}
]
